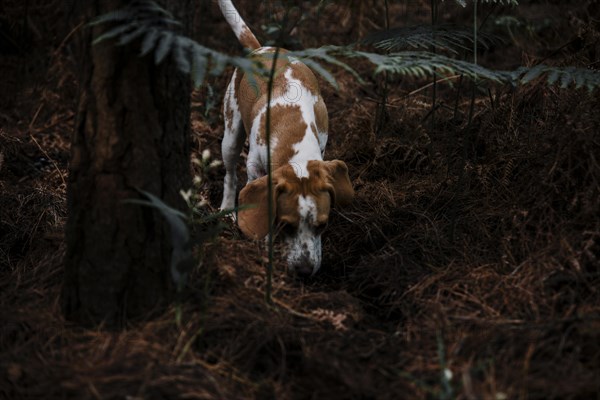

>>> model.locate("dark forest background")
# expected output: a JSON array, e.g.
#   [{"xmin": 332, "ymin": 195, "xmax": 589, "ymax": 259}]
[{"xmin": 1, "ymin": 0, "xmax": 599, "ymax": 399}]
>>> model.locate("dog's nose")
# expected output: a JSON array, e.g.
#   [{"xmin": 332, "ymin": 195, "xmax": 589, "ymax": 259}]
[
  {"xmin": 293, "ymin": 253, "xmax": 315, "ymax": 278},
  {"xmin": 295, "ymin": 263, "xmax": 314, "ymax": 278}
]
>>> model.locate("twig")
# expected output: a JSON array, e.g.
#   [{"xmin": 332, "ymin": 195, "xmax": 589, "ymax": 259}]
[
  {"xmin": 28, "ymin": 101, "xmax": 66, "ymax": 187},
  {"xmin": 375, "ymin": 0, "xmax": 391, "ymax": 136},
  {"xmin": 265, "ymin": 14, "xmax": 292, "ymax": 304},
  {"xmin": 53, "ymin": 21, "xmax": 84, "ymax": 57},
  {"xmin": 408, "ymin": 74, "xmax": 462, "ymax": 97},
  {"xmin": 29, "ymin": 103, "xmax": 44, "ymax": 131}
]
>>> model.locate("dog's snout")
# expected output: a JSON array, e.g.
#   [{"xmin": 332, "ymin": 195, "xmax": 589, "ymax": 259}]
[
  {"xmin": 295, "ymin": 264, "xmax": 313, "ymax": 278},
  {"xmin": 292, "ymin": 254, "xmax": 314, "ymax": 278}
]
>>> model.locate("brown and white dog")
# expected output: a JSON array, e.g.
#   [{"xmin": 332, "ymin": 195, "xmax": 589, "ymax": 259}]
[{"xmin": 218, "ymin": 0, "xmax": 354, "ymax": 277}]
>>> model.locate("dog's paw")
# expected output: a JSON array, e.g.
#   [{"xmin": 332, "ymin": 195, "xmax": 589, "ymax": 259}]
[
  {"xmin": 224, "ymin": 210, "xmax": 237, "ymax": 223},
  {"xmin": 219, "ymin": 206, "xmax": 237, "ymax": 223}
]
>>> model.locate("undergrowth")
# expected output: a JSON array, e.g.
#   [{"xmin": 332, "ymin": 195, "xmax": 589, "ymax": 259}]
[{"xmin": 1, "ymin": 1, "xmax": 599, "ymax": 399}]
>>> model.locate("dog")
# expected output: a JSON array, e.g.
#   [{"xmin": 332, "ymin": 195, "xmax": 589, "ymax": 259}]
[{"xmin": 217, "ymin": 0, "xmax": 354, "ymax": 277}]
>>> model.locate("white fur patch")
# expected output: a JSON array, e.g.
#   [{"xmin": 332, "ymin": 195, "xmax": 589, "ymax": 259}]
[
  {"xmin": 219, "ymin": 0, "xmax": 246, "ymax": 39},
  {"xmin": 220, "ymin": 69, "xmax": 243, "ymax": 212},
  {"xmin": 224, "ymin": 69, "xmax": 240, "ymax": 131},
  {"xmin": 244, "ymin": 62, "xmax": 329, "ymax": 181},
  {"xmin": 254, "ymin": 46, "xmax": 275, "ymax": 54},
  {"xmin": 317, "ymin": 130, "xmax": 328, "ymax": 156},
  {"xmin": 298, "ymin": 195, "xmax": 317, "ymax": 224},
  {"xmin": 286, "ymin": 67, "xmax": 324, "ymax": 178},
  {"xmin": 285, "ymin": 195, "xmax": 322, "ymax": 275}
]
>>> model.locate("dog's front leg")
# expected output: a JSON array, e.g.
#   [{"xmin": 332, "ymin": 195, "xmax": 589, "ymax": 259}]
[{"xmin": 220, "ymin": 71, "xmax": 245, "ymax": 213}]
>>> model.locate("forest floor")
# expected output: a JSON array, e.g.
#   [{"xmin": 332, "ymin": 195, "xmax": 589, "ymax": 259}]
[{"xmin": 1, "ymin": 1, "xmax": 600, "ymax": 399}]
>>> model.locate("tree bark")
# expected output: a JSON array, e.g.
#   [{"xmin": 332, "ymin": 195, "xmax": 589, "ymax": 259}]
[{"xmin": 63, "ymin": 0, "xmax": 192, "ymax": 327}]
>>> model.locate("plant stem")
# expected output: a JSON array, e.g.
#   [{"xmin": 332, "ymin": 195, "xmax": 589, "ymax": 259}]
[
  {"xmin": 265, "ymin": 46, "xmax": 280, "ymax": 305},
  {"xmin": 473, "ymin": 0, "xmax": 478, "ymax": 66},
  {"xmin": 430, "ymin": 0, "xmax": 437, "ymax": 139},
  {"xmin": 453, "ymin": 74, "xmax": 463, "ymax": 121},
  {"xmin": 467, "ymin": 0, "xmax": 478, "ymax": 129},
  {"xmin": 375, "ymin": 0, "xmax": 391, "ymax": 136},
  {"xmin": 437, "ymin": 329, "xmax": 453, "ymax": 400}
]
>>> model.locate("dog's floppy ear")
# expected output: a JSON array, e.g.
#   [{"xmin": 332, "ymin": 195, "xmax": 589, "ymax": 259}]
[
  {"xmin": 238, "ymin": 175, "xmax": 276, "ymax": 239},
  {"xmin": 324, "ymin": 160, "xmax": 354, "ymax": 208}
]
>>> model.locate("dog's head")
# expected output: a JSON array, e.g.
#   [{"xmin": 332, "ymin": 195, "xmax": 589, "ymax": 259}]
[{"xmin": 238, "ymin": 160, "xmax": 354, "ymax": 277}]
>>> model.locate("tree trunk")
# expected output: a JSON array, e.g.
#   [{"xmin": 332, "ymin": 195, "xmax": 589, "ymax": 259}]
[{"xmin": 63, "ymin": 0, "xmax": 192, "ymax": 327}]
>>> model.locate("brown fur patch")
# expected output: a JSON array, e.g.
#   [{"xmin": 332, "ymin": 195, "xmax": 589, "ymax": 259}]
[
  {"xmin": 235, "ymin": 49, "xmax": 323, "ymax": 139},
  {"xmin": 275, "ymin": 163, "xmax": 332, "ymax": 229},
  {"xmin": 232, "ymin": 48, "xmax": 328, "ymax": 170},
  {"xmin": 239, "ymin": 27, "xmax": 260, "ymax": 50},
  {"xmin": 238, "ymin": 160, "xmax": 352, "ymax": 238},
  {"xmin": 314, "ymin": 99, "xmax": 328, "ymax": 135},
  {"xmin": 310, "ymin": 122, "xmax": 318, "ymax": 140},
  {"xmin": 255, "ymin": 104, "xmax": 308, "ymax": 167},
  {"xmin": 224, "ymin": 69, "xmax": 245, "ymax": 133}
]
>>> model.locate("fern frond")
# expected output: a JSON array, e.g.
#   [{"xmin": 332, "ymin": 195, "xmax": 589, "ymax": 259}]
[
  {"xmin": 286, "ymin": 46, "xmax": 364, "ymax": 89},
  {"xmin": 359, "ymin": 50, "xmax": 508, "ymax": 82},
  {"xmin": 288, "ymin": 46, "xmax": 600, "ymax": 92},
  {"xmin": 302, "ymin": 58, "xmax": 340, "ymax": 89},
  {"xmin": 140, "ymin": 28, "xmax": 160, "ymax": 56},
  {"xmin": 154, "ymin": 30, "xmax": 175, "ymax": 64},
  {"xmin": 92, "ymin": 2, "xmax": 599, "ymax": 93},
  {"xmin": 511, "ymin": 65, "xmax": 600, "ymax": 92},
  {"xmin": 91, "ymin": 0, "xmax": 265, "ymax": 88},
  {"xmin": 88, "ymin": 9, "xmax": 135, "ymax": 27},
  {"xmin": 285, "ymin": 46, "xmax": 503, "ymax": 88},
  {"xmin": 451, "ymin": 0, "xmax": 518, "ymax": 7},
  {"xmin": 125, "ymin": 190, "xmax": 191, "ymax": 290},
  {"xmin": 363, "ymin": 25, "xmax": 502, "ymax": 54}
]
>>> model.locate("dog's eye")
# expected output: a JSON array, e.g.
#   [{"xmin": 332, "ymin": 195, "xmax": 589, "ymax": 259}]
[
  {"xmin": 278, "ymin": 221, "xmax": 296, "ymax": 236},
  {"xmin": 315, "ymin": 222, "xmax": 328, "ymax": 234}
]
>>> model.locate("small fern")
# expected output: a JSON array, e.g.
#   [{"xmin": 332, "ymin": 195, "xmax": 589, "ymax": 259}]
[
  {"xmin": 91, "ymin": 1, "xmax": 599, "ymax": 93},
  {"xmin": 450, "ymin": 0, "xmax": 519, "ymax": 6},
  {"xmin": 289, "ymin": 46, "xmax": 600, "ymax": 92},
  {"xmin": 511, "ymin": 65, "xmax": 600, "ymax": 92},
  {"xmin": 363, "ymin": 25, "xmax": 502, "ymax": 55},
  {"xmin": 90, "ymin": 0, "xmax": 265, "ymax": 88},
  {"xmin": 125, "ymin": 190, "xmax": 192, "ymax": 291},
  {"xmin": 286, "ymin": 46, "xmax": 364, "ymax": 89},
  {"xmin": 357, "ymin": 50, "xmax": 507, "ymax": 82}
]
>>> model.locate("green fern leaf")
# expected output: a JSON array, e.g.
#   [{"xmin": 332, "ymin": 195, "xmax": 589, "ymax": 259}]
[
  {"xmin": 291, "ymin": 46, "xmax": 362, "ymax": 83},
  {"xmin": 233, "ymin": 58, "xmax": 266, "ymax": 81},
  {"xmin": 451, "ymin": 0, "xmax": 518, "ymax": 7},
  {"xmin": 511, "ymin": 65, "xmax": 599, "ymax": 91},
  {"xmin": 92, "ymin": 22, "xmax": 137, "ymax": 45},
  {"xmin": 547, "ymin": 70, "xmax": 560, "ymax": 85},
  {"xmin": 301, "ymin": 59, "xmax": 339, "ymax": 89},
  {"xmin": 140, "ymin": 28, "xmax": 159, "ymax": 56},
  {"xmin": 363, "ymin": 25, "xmax": 501, "ymax": 54},
  {"xmin": 118, "ymin": 24, "xmax": 147, "ymax": 45},
  {"xmin": 521, "ymin": 65, "xmax": 544, "ymax": 84},
  {"xmin": 191, "ymin": 46, "xmax": 208, "ymax": 88},
  {"xmin": 155, "ymin": 30, "xmax": 174, "ymax": 64},
  {"xmin": 479, "ymin": 0, "xmax": 518, "ymax": 4},
  {"xmin": 126, "ymin": 190, "xmax": 191, "ymax": 290},
  {"xmin": 174, "ymin": 37, "xmax": 191, "ymax": 74},
  {"xmin": 368, "ymin": 50, "xmax": 507, "ymax": 82},
  {"xmin": 135, "ymin": 0, "xmax": 174, "ymax": 18},
  {"xmin": 88, "ymin": 9, "xmax": 134, "ymax": 27},
  {"xmin": 209, "ymin": 51, "xmax": 227, "ymax": 76},
  {"xmin": 560, "ymin": 71, "xmax": 573, "ymax": 88},
  {"xmin": 574, "ymin": 68, "xmax": 586, "ymax": 89}
]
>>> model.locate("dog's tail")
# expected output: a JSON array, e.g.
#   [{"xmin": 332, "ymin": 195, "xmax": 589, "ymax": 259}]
[{"xmin": 217, "ymin": 0, "xmax": 261, "ymax": 50}]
